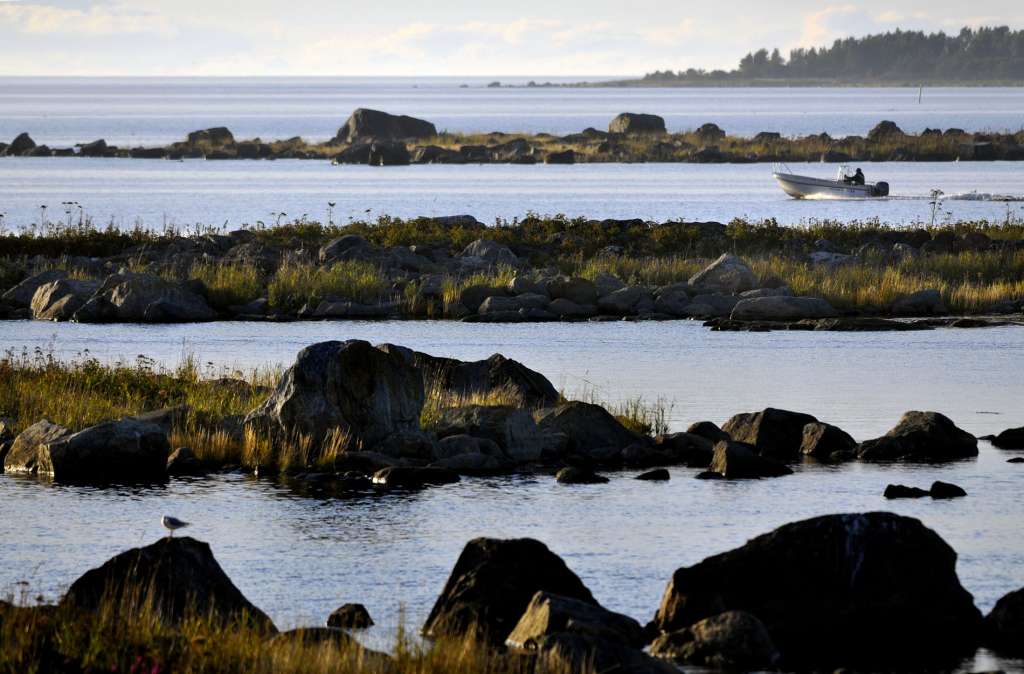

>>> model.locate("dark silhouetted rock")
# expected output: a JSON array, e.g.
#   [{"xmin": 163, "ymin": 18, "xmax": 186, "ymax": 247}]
[
  {"xmin": 187, "ymin": 127, "xmax": 235, "ymax": 147},
  {"xmin": 336, "ymin": 108, "xmax": 437, "ymax": 143},
  {"xmin": 166, "ymin": 446, "xmax": 205, "ymax": 477},
  {"xmin": 529, "ymin": 632, "xmax": 676, "ymax": 674},
  {"xmin": 547, "ymin": 277, "xmax": 598, "ymax": 305},
  {"xmin": 731, "ymin": 296, "xmax": 837, "ymax": 321},
  {"xmin": 61, "ymin": 536, "xmax": 275, "ymax": 631},
  {"xmin": 868, "ymin": 120, "xmax": 905, "ymax": 141},
  {"xmin": 6, "ymin": 132, "xmax": 37, "ymax": 155},
  {"xmin": 930, "ymin": 480, "xmax": 967, "ymax": 499},
  {"xmin": 650, "ymin": 610, "xmax": 779, "ymax": 669},
  {"xmin": 245, "ymin": 340, "xmax": 424, "ymax": 456},
  {"xmin": 985, "ymin": 587, "xmax": 1024, "ymax": 655},
  {"xmin": 722, "ymin": 408, "xmax": 818, "ymax": 460},
  {"xmin": 506, "ymin": 591, "xmax": 645, "ymax": 648},
  {"xmin": 36, "ymin": 417, "xmax": 169, "ymax": 482},
  {"xmin": 705, "ymin": 440, "xmax": 793, "ymax": 479},
  {"xmin": 544, "ymin": 149, "xmax": 575, "ymax": 164},
  {"xmin": 536, "ymin": 402, "xmax": 645, "ymax": 462},
  {"xmin": 423, "ymin": 537, "xmax": 597, "ymax": 646},
  {"xmin": 327, "ymin": 603, "xmax": 374, "ymax": 628},
  {"xmin": 609, "ymin": 113, "xmax": 666, "ymax": 135},
  {"xmin": 884, "ymin": 484, "xmax": 931, "ymax": 499},
  {"xmin": 992, "ymin": 426, "xmax": 1024, "ymax": 449},
  {"xmin": 636, "ymin": 468, "xmax": 670, "ymax": 481},
  {"xmin": 891, "ymin": 288, "xmax": 947, "ymax": 316},
  {"xmin": 653, "ymin": 512, "xmax": 983, "ymax": 667},
  {"xmin": 368, "ymin": 140, "xmax": 410, "ymax": 166},
  {"xmin": 434, "ymin": 405, "xmax": 543, "ymax": 462},
  {"xmin": 555, "ymin": 466, "xmax": 609, "ymax": 484},
  {"xmin": 857, "ymin": 411, "xmax": 978, "ymax": 462},
  {"xmin": 686, "ymin": 421, "xmax": 730, "ymax": 443}
]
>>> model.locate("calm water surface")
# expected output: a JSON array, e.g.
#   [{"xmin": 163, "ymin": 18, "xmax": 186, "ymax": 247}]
[
  {"xmin": 1, "ymin": 322, "xmax": 1023, "ymax": 671},
  {"xmin": 1, "ymin": 157, "xmax": 1022, "ymax": 228},
  {"xmin": 2, "ymin": 78, "xmax": 1023, "ymax": 145}
]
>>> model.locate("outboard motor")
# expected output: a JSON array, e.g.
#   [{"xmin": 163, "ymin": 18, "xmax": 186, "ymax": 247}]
[{"xmin": 872, "ymin": 181, "xmax": 889, "ymax": 197}]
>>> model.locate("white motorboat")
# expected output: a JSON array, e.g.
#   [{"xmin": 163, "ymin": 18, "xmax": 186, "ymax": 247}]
[{"xmin": 773, "ymin": 164, "xmax": 889, "ymax": 199}]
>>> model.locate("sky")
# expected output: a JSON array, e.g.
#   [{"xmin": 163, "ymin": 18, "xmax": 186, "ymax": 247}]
[{"xmin": 0, "ymin": 0, "xmax": 1020, "ymax": 76}]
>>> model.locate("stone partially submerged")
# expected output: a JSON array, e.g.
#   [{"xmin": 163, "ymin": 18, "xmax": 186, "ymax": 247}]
[
  {"xmin": 423, "ymin": 537, "xmax": 596, "ymax": 646},
  {"xmin": 37, "ymin": 417, "xmax": 169, "ymax": 482},
  {"xmin": 650, "ymin": 610, "xmax": 779, "ymax": 669},
  {"xmin": 857, "ymin": 411, "xmax": 978, "ymax": 462},
  {"xmin": 721, "ymin": 408, "xmax": 818, "ymax": 460},
  {"xmin": 653, "ymin": 512, "xmax": 983, "ymax": 667}
]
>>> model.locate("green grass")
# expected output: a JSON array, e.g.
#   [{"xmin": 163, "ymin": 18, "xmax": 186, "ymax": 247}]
[
  {"xmin": 189, "ymin": 261, "xmax": 265, "ymax": 310},
  {"xmin": 267, "ymin": 261, "xmax": 389, "ymax": 312}
]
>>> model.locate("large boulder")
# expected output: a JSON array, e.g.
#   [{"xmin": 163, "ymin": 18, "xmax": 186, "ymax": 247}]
[
  {"xmin": 30, "ymin": 278, "xmax": 101, "ymax": 321},
  {"xmin": 433, "ymin": 406, "xmax": 543, "ymax": 462},
  {"xmin": 319, "ymin": 234, "xmax": 372, "ymax": 264},
  {"xmin": 327, "ymin": 603, "xmax": 374, "ymax": 629},
  {"xmin": 867, "ymin": 120, "xmax": 904, "ymax": 141},
  {"xmin": 799, "ymin": 421, "xmax": 856, "ymax": 458},
  {"xmin": 857, "ymin": 411, "xmax": 978, "ymax": 462},
  {"xmin": 335, "ymin": 108, "xmax": 437, "ymax": 143},
  {"xmin": 688, "ymin": 254, "xmax": 757, "ymax": 294},
  {"xmin": 992, "ymin": 426, "xmax": 1024, "ymax": 449},
  {"xmin": 721, "ymin": 408, "xmax": 818, "ymax": 461},
  {"xmin": 730, "ymin": 296, "xmax": 837, "ymax": 321},
  {"xmin": 379, "ymin": 345, "xmax": 559, "ymax": 407},
  {"xmin": 597, "ymin": 287, "xmax": 654, "ymax": 315},
  {"xmin": 6, "ymin": 132, "xmax": 36, "ymax": 156},
  {"xmin": 547, "ymin": 277, "xmax": 598, "ymax": 306},
  {"xmin": 3, "ymin": 420, "xmax": 71, "ymax": 474},
  {"xmin": 61, "ymin": 536, "xmax": 275, "ymax": 631},
  {"xmin": 506, "ymin": 591, "xmax": 645, "ymax": 649},
  {"xmin": 650, "ymin": 610, "xmax": 779, "ymax": 669},
  {"xmin": 186, "ymin": 127, "xmax": 235, "ymax": 147},
  {"xmin": 423, "ymin": 537, "xmax": 597, "ymax": 646},
  {"xmin": 368, "ymin": 140, "xmax": 410, "ymax": 166},
  {"xmin": 890, "ymin": 289, "xmax": 947, "ymax": 316},
  {"xmin": 36, "ymin": 417, "xmax": 169, "ymax": 482},
  {"xmin": 245, "ymin": 340, "xmax": 424, "ymax": 454},
  {"xmin": 985, "ymin": 587, "xmax": 1024, "ymax": 655},
  {"xmin": 703, "ymin": 441, "xmax": 793, "ymax": 479},
  {"xmin": 1, "ymin": 269, "xmax": 68, "ymax": 308},
  {"xmin": 72, "ymin": 272, "xmax": 216, "ymax": 323},
  {"xmin": 653, "ymin": 512, "xmax": 983, "ymax": 667},
  {"xmin": 536, "ymin": 402, "xmax": 646, "ymax": 462},
  {"xmin": 459, "ymin": 239, "xmax": 520, "ymax": 267},
  {"xmin": 608, "ymin": 113, "xmax": 666, "ymax": 135}
]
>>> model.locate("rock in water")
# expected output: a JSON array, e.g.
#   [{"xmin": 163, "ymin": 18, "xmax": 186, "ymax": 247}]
[
  {"xmin": 985, "ymin": 587, "xmax": 1024, "ymax": 655},
  {"xmin": 37, "ymin": 417, "xmax": 169, "ymax": 482},
  {"xmin": 535, "ymin": 402, "xmax": 645, "ymax": 461},
  {"xmin": 245, "ymin": 340, "xmax": 424, "ymax": 454},
  {"xmin": 857, "ymin": 411, "xmax": 978, "ymax": 462},
  {"xmin": 61, "ymin": 536, "xmax": 276, "ymax": 631},
  {"xmin": 608, "ymin": 113, "xmax": 666, "ymax": 135},
  {"xmin": 555, "ymin": 466, "xmax": 609, "ymax": 484},
  {"xmin": 327, "ymin": 603, "xmax": 374, "ymax": 629},
  {"xmin": 704, "ymin": 440, "xmax": 793, "ymax": 479},
  {"xmin": 650, "ymin": 610, "xmax": 779, "ymax": 669},
  {"xmin": 721, "ymin": 408, "xmax": 818, "ymax": 460},
  {"xmin": 800, "ymin": 421, "xmax": 857, "ymax": 458},
  {"xmin": 652, "ymin": 512, "xmax": 983, "ymax": 667},
  {"xmin": 884, "ymin": 484, "xmax": 931, "ymax": 499},
  {"xmin": 335, "ymin": 108, "xmax": 437, "ymax": 143},
  {"xmin": 730, "ymin": 296, "xmax": 837, "ymax": 321},
  {"xmin": 930, "ymin": 480, "xmax": 967, "ymax": 499},
  {"xmin": 506, "ymin": 591, "xmax": 645, "ymax": 648},
  {"xmin": 423, "ymin": 537, "xmax": 597, "ymax": 646},
  {"xmin": 991, "ymin": 426, "xmax": 1024, "ymax": 449},
  {"xmin": 688, "ymin": 253, "xmax": 757, "ymax": 295},
  {"xmin": 3, "ymin": 420, "xmax": 72, "ymax": 474}
]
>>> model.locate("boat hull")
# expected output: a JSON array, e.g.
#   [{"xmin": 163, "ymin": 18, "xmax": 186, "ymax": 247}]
[{"xmin": 773, "ymin": 172, "xmax": 886, "ymax": 199}]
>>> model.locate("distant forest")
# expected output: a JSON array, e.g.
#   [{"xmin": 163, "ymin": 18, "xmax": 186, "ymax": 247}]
[{"xmin": 638, "ymin": 26, "xmax": 1024, "ymax": 84}]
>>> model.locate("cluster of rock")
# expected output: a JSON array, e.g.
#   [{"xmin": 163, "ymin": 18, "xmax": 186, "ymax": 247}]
[
  {"xmin": 5, "ymin": 112, "xmax": 1024, "ymax": 165},
  {"xmin": 6, "ymin": 339, "xmax": 1015, "ymax": 488},
  {"xmin": 22, "ymin": 509, "xmax": 1023, "ymax": 672}
]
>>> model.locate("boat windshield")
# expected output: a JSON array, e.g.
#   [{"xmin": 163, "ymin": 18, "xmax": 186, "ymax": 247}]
[{"xmin": 835, "ymin": 164, "xmax": 851, "ymax": 182}]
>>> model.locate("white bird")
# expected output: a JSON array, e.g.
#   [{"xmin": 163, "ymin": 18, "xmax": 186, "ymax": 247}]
[{"xmin": 162, "ymin": 515, "xmax": 190, "ymax": 538}]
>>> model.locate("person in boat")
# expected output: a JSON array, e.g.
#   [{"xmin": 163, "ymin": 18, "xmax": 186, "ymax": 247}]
[{"xmin": 845, "ymin": 168, "xmax": 866, "ymax": 185}]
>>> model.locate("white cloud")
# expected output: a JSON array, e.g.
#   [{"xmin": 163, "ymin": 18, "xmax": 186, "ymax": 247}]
[{"xmin": 0, "ymin": 1, "xmax": 175, "ymax": 36}]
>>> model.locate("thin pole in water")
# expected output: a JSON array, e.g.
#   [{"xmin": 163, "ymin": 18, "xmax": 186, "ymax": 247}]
[{"xmin": 918, "ymin": 85, "xmax": 923, "ymax": 104}]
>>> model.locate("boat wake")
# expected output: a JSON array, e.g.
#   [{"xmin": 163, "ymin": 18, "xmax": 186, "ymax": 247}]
[
  {"xmin": 943, "ymin": 191, "xmax": 1024, "ymax": 202},
  {"xmin": 800, "ymin": 191, "xmax": 1024, "ymax": 202}
]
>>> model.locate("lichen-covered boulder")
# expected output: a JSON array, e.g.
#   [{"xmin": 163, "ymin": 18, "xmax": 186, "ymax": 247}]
[{"xmin": 653, "ymin": 512, "xmax": 983, "ymax": 667}]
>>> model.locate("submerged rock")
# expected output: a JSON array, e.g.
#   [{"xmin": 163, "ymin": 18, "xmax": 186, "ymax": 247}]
[
  {"xmin": 653, "ymin": 512, "xmax": 983, "ymax": 667},
  {"xmin": 703, "ymin": 440, "xmax": 793, "ymax": 479},
  {"xmin": 423, "ymin": 537, "xmax": 596, "ymax": 646},
  {"xmin": 61, "ymin": 536, "xmax": 276, "ymax": 631},
  {"xmin": 884, "ymin": 484, "xmax": 931, "ymax": 498},
  {"xmin": 635, "ymin": 468, "xmax": 670, "ymax": 481},
  {"xmin": 930, "ymin": 480, "xmax": 967, "ymax": 499},
  {"xmin": 555, "ymin": 466, "xmax": 609, "ymax": 484},
  {"xmin": 371, "ymin": 466, "xmax": 459, "ymax": 489},
  {"xmin": 857, "ymin": 411, "xmax": 978, "ymax": 462}
]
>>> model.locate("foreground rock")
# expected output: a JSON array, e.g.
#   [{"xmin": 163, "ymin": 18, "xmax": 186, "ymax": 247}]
[
  {"xmin": 653, "ymin": 512, "xmax": 983, "ymax": 667},
  {"xmin": 36, "ymin": 417, "xmax": 169, "ymax": 482},
  {"xmin": 650, "ymin": 610, "xmax": 779, "ymax": 669},
  {"xmin": 423, "ymin": 537, "xmax": 596, "ymax": 646},
  {"xmin": 61, "ymin": 536, "xmax": 276, "ymax": 631},
  {"xmin": 857, "ymin": 411, "xmax": 978, "ymax": 461},
  {"xmin": 506, "ymin": 591, "xmax": 645, "ymax": 649},
  {"xmin": 531, "ymin": 632, "xmax": 676, "ymax": 674},
  {"xmin": 245, "ymin": 340, "xmax": 424, "ymax": 454},
  {"xmin": 985, "ymin": 587, "xmax": 1024, "ymax": 655}
]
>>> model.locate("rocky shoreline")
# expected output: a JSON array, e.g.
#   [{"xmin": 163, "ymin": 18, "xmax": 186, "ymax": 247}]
[
  {"xmin": 2, "ymin": 108, "xmax": 1023, "ymax": 165},
  {"xmin": 2, "ymin": 218, "xmax": 1022, "ymax": 329},
  {"xmin": 2, "ymin": 339, "xmax": 1024, "ymax": 672}
]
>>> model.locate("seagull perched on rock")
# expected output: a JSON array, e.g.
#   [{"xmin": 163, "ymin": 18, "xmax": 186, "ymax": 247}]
[{"xmin": 162, "ymin": 515, "xmax": 190, "ymax": 538}]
